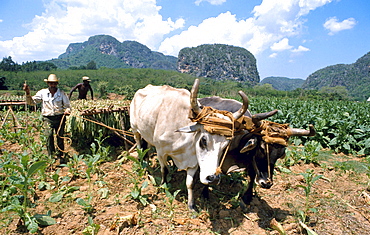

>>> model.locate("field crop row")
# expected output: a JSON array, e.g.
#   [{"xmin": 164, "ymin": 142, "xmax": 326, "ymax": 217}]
[
  {"xmin": 248, "ymin": 97, "xmax": 370, "ymax": 155},
  {"xmin": 2, "ymin": 96, "xmax": 369, "ymax": 155},
  {"xmin": 62, "ymin": 97, "xmax": 370, "ymax": 156}
]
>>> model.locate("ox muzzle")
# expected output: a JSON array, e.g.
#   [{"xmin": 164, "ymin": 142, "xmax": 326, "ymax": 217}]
[
  {"xmin": 202, "ymin": 174, "xmax": 221, "ymax": 185},
  {"xmin": 255, "ymin": 172, "xmax": 273, "ymax": 189}
]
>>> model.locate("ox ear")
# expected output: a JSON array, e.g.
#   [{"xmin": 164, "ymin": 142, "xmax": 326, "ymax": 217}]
[
  {"xmin": 240, "ymin": 137, "xmax": 257, "ymax": 153},
  {"xmin": 176, "ymin": 123, "xmax": 201, "ymax": 133}
]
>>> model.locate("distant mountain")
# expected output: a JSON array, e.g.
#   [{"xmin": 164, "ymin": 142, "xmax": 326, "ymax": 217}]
[
  {"xmin": 302, "ymin": 51, "xmax": 370, "ymax": 100},
  {"xmin": 50, "ymin": 35, "xmax": 177, "ymax": 70},
  {"xmin": 49, "ymin": 36, "xmax": 260, "ymax": 85},
  {"xmin": 177, "ymin": 44, "xmax": 259, "ymax": 85},
  {"xmin": 260, "ymin": 77, "xmax": 305, "ymax": 91}
]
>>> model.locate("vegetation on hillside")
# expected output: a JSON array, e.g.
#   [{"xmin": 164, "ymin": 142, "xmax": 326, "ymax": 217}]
[
  {"xmin": 178, "ymin": 44, "xmax": 259, "ymax": 85},
  {"xmin": 1, "ymin": 68, "xmax": 353, "ymax": 103},
  {"xmin": 52, "ymin": 47, "xmax": 130, "ymax": 70},
  {"xmin": 51, "ymin": 35, "xmax": 177, "ymax": 70},
  {"xmin": 303, "ymin": 51, "xmax": 370, "ymax": 101},
  {"xmin": 261, "ymin": 76, "xmax": 305, "ymax": 91}
]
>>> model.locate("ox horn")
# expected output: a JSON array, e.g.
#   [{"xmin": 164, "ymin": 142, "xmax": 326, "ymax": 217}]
[
  {"xmin": 190, "ymin": 79, "xmax": 201, "ymax": 115},
  {"xmin": 288, "ymin": 124, "xmax": 316, "ymax": 137},
  {"xmin": 233, "ymin": 91, "xmax": 249, "ymax": 120},
  {"xmin": 251, "ymin": 109, "xmax": 279, "ymax": 125}
]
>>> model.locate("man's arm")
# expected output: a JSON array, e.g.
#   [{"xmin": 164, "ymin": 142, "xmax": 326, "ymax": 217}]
[
  {"xmin": 90, "ymin": 86, "xmax": 94, "ymax": 100},
  {"xmin": 61, "ymin": 91, "xmax": 71, "ymax": 114},
  {"xmin": 69, "ymin": 84, "xmax": 80, "ymax": 99},
  {"xmin": 23, "ymin": 84, "xmax": 37, "ymax": 105}
]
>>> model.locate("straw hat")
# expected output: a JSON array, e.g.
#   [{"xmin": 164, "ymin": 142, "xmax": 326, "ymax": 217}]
[
  {"xmin": 82, "ymin": 76, "xmax": 91, "ymax": 81},
  {"xmin": 44, "ymin": 74, "xmax": 59, "ymax": 83}
]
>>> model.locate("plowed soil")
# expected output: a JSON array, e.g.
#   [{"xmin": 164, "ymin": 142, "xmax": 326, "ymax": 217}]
[{"xmin": 1, "ymin": 138, "xmax": 370, "ymax": 235}]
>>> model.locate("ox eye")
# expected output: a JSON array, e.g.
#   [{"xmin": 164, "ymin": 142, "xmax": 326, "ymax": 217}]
[{"xmin": 199, "ymin": 136, "xmax": 207, "ymax": 149}]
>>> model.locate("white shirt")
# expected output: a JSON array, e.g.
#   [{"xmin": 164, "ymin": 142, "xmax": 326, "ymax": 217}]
[{"xmin": 26, "ymin": 88, "xmax": 71, "ymax": 116}]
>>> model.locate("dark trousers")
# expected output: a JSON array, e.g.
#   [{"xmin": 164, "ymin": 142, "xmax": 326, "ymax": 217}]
[{"xmin": 43, "ymin": 115, "xmax": 65, "ymax": 157}]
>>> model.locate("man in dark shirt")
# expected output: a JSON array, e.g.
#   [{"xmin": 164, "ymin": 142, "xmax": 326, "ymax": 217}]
[{"xmin": 69, "ymin": 76, "xmax": 94, "ymax": 100}]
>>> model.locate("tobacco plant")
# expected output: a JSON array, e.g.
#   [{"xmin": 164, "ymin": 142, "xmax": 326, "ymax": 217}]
[
  {"xmin": 125, "ymin": 148, "xmax": 150, "ymax": 206},
  {"xmin": 76, "ymin": 196, "xmax": 95, "ymax": 214},
  {"xmin": 296, "ymin": 169, "xmax": 323, "ymax": 223},
  {"xmin": 83, "ymin": 130, "xmax": 111, "ymax": 183},
  {"xmin": 159, "ymin": 183, "xmax": 181, "ymax": 219},
  {"xmin": 82, "ymin": 216, "xmax": 100, "ymax": 235},
  {"xmin": 66, "ymin": 153, "xmax": 85, "ymax": 179},
  {"xmin": 1, "ymin": 152, "xmax": 55, "ymax": 233}
]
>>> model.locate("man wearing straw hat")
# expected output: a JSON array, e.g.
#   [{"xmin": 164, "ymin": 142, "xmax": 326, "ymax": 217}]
[
  {"xmin": 23, "ymin": 74, "xmax": 71, "ymax": 164},
  {"xmin": 69, "ymin": 76, "xmax": 94, "ymax": 100}
]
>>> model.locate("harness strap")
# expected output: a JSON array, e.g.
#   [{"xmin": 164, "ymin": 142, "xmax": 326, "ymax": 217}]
[
  {"xmin": 215, "ymin": 114, "xmax": 235, "ymax": 175},
  {"xmin": 215, "ymin": 140, "xmax": 232, "ymax": 175},
  {"xmin": 189, "ymin": 106, "xmax": 239, "ymax": 175},
  {"xmin": 55, "ymin": 113, "xmax": 71, "ymax": 153},
  {"xmin": 189, "ymin": 106, "xmax": 238, "ymax": 137},
  {"xmin": 266, "ymin": 143, "xmax": 272, "ymax": 181}
]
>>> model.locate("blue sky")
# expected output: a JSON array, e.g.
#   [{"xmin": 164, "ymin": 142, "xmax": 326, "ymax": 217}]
[{"xmin": 0, "ymin": 0, "xmax": 369, "ymax": 80}]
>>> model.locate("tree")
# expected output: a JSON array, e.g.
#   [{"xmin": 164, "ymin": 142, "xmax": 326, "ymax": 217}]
[
  {"xmin": 0, "ymin": 56, "xmax": 21, "ymax": 71},
  {"xmin": 86, "ymin": 60, "xmax": 97, "ymax": 70},
  {"xmin": 0, "ymin": 76, "xmax": 7, "ymax": 90},
  {"xmin": 36, "ymin": 62, "xmax": 57, "ymax": 71},
  {"xmin": 20, "ymin": 61, "xmax": 57, "ymax": 72},
  {"xmin": 319, "ymin": 86, "xmax": 349, "ymax": 100}
]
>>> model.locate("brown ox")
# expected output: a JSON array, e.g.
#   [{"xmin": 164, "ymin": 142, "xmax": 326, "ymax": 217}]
[{"xmin": 199, "ymin": 96, "xmax": 315, "ymax": 205}]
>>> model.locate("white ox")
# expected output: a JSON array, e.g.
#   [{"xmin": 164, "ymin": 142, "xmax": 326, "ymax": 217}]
[{"xmin": 130, "ymin": 79, "xmax": 249, "ymax": 210}]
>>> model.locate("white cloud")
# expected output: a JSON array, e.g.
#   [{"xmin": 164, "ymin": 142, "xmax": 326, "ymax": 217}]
[
  {"xmin": 194, "ymin": 0, "xmax": 226, "ymax": 6},
  {"xmin": 0, "ymin": 19, "xmax": 3, "ymax": 23},
  {"xmin": 159, "ymin": 12, "xmax": 269, "ymax": 56},
  {"xmin": 0, "ymin": 0, "xmax": 184, "ymax": 62},
  {"xmin": 297, "ymin": 0, "xmax": 334, "ymax": 16},
  {"xmin": 323, "ymin": 17, "xmax": 357, "ymax": 35},
  {"xmin": 270, "ymin": 38, "xmax": 293, "ymax": 51},
  {"xmin": 292, "ymin": 45, "xmax": 310, "ymax": 53},
  {"xmin": 269, "ymin": 53, "xmax": 278, "ymax": 58},
  {"xmin": 160, "ymin": 0, "xmax": 333, "ymax": 56},
  {"xmin": 252, "ymin": 0, "xmax": 332, "ymax": 34},
  {"xmin": 268, "ymin": 40, "xmax": 309, "ymax": 58}
]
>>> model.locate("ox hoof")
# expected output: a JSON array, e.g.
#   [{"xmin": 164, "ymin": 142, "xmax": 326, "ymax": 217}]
[
  {"xmin": 188, "ymin": 204, "xmax": 197, "ymax": 212},
  {"xmin": 239, "ymin": 200, "xmax": 251, "ymax": 213}
]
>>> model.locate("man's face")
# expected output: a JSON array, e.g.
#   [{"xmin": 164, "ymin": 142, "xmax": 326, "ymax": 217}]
[{"xmin": 47, "ymin": 82, "xmax": 58, "ymax": 88}]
